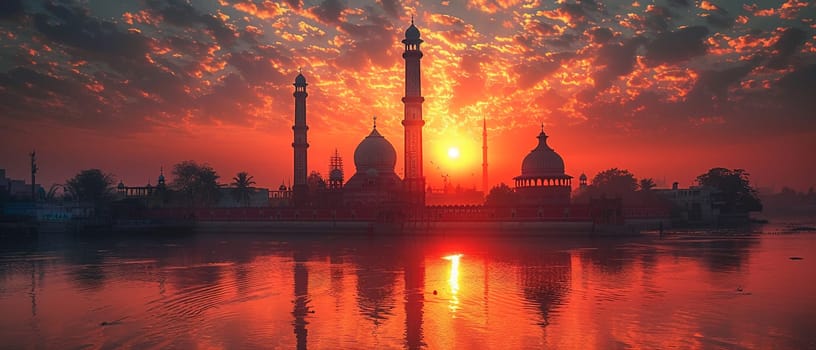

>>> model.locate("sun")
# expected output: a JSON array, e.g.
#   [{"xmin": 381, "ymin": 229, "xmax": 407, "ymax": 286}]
[{"xmin": 447, "ymin": 147, "xmax": 460, "ymax": 159}]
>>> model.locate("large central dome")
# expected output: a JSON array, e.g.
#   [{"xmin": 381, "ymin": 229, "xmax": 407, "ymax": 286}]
[
  {"xmin": 521, "ymin": 131, "xmax": 566, "ymax": 177},
  {"xmin": 354, "ymin": 128, "xmax": 397, "ymax": 172}
]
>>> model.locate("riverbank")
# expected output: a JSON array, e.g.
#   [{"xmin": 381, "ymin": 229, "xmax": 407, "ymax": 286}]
[{"xmin": 193, "ymin": 219, "xmax": 652, "ymax": 236}]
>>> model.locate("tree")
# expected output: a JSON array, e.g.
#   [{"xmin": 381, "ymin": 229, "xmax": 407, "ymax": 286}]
[
  {"xmin": 231, "ymin": 171, "xmax": 256, "ymax": 207},
  {"xmin": 65, "ymin": 169, "xmax": 115, "ymax": 203},
  {"xmin": 696, "ymin": 168, "xmax": 762, "ymax": 213},
  {"xmin": 591, "ymin": 168, "xmax": 638, "ymax": 196},
  {"xmin": 639, "ymin": 178, "xmax": 656, "ymax": 192},
  {"xmin": 485, "ymin": 183, "xmax": 516, "ymax": 207},
  {"xmin": 171, "ymin": 161, "xmax": 221, "ymax": 207},
  {"xmin": 307, "ymin": 171, "xmax": 326, "ymax": 193}
]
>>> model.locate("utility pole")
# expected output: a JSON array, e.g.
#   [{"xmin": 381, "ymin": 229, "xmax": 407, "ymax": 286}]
[{"xmin": 30, "ymin": 150, "xmax": 37, "ymax": 202}]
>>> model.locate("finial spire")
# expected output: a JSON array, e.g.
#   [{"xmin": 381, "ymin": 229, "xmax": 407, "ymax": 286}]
[
  {"xmin": 540, "ymin": 122, "xmax": 544, "ymax": 133},
  {"xmin": 298, "ymin": 67, "xmax": 302, "ymax": 74},
  {"xmin": 411, "ymin": 14, "xmax": 414, "ymax": 25},
  {"xmin": 373, "ymin": 115, "xmax": 377, "ymax": 129}
]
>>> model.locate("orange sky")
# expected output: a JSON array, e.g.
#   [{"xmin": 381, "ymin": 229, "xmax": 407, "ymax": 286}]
[{"xmin": 1, "ymin": 0, "xmax": 815, "ymax": 192}]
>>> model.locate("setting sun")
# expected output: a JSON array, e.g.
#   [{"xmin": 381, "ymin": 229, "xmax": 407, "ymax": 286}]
[{"xmin": 447, "ymin": 147, "xmax": 460, "ymax": 159}]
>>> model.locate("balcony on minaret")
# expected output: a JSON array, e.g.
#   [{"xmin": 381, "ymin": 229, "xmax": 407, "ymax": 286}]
[
  {"xmin": 293, "ymin": 72, "xmax": 308, "ymax": 94},
  {"xmin": 402, "ymin": 20, "xmax": 424, "ymax": 55}
]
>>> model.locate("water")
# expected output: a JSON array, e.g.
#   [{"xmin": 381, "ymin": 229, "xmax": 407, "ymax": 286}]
[{"xmin": 1, "ymin": 226, "xmax": 815, "ymax": 349}]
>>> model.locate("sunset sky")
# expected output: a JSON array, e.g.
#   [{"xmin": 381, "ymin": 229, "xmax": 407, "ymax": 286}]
[{"xmin": 1, "ymin": 0, "xmax": 814, "ymax": 192}]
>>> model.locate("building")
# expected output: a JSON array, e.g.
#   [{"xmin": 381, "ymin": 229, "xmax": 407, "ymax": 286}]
[
  {"xmin": 343, "ymin": 120, "xmax": 404, "ymax": 207},
  {"xmin": 0, "ymin": 168, "xmax": 44, "ymax": 200},
  {"xmin": 513, "ymin": 127, "xmax": 572, "ymax": 207},
  {"xmin": 292, "ymin": 71, "xmax": 309, "ymax": 206},
  {"xmin": 654, "ymin": 183, "xmax": 719, "ymax": 224},
  {"xmin": 401, "ymin": 18, "xmax": 426, "ymax": 208}
]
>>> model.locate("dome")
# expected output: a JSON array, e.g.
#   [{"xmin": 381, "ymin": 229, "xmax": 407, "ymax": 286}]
[
  {"xmin": 579, "ymin": 173, "xmax": 587, "ymax": 180},
  {"xmin": 294, "ymin": 73, "xmax": 306, "ymax": 85},
  {"xmin": 354, "ymin": 127, "xmax": 397, "ymax": 173},
  {"xmin": 405, "ymin": 23, "xmax": 420, "ymax": 40},
  {"xmin": 117, "ymin": 180, "xmax": 125, "ymax": 189},
  {"xmin": 520, "ymin": 131, "xmax": 566, "ymax": 178}
]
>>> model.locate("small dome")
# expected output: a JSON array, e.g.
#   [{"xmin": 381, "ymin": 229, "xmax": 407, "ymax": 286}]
[
  {"xmin": 279, "ymin": 184, "xmax": 287, "ymax": 191},
  {"xmin": 117, "ymin": 181, "xmax": 125, "ymax": 189},
  {"xmin": 294, "ymin": 73, "xmax": 306, "ymax": 86},
  {"xmin": 354, "ymin": 128, "xmax": 397, "ymax": 173},
  {"xmin": 405, "ymin": 23, "xmax": 420, "ymax": 40},
  {"xmin": 579, "ymin": 173, "xmax": 587, "ymax": 180},
  {"xmin": 521, "ymin": 131, "xmax": 566, "ymax": 177}
]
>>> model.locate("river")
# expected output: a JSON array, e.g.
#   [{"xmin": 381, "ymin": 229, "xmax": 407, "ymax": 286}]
[{"xmin": 1, "ymin": 223, "xmax": 815, "ymax": 349}]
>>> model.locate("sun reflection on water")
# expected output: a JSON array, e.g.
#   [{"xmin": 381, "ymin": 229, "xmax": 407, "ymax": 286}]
[{"xmin": 443, "ymin": 254, "xmax": 463, "ymax": 316}]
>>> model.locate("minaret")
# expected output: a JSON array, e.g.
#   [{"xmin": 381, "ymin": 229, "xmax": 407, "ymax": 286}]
[
  {"xmin": 292, "ymin": 70, "xmax": 309, "ymax": 207},
  {"xmin": 402, "ymin": 17, "xmax": 425, "ymax": 208},
  {"xmin": 482, "ymin": 117, "xmax": 488, "ymax": 195},
  {"xmin": 157, "ymin": 166, "xmax": 166, "ymax": 189}
]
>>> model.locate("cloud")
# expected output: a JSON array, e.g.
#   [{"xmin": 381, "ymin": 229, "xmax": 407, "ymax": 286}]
[
  {"xmin": 377, "ymin": 0, "xmax": 401, "ymax": 19},
  {"xmin": 33, "ymin": 2, "xmax": 151, "ymax": 59},
  {"xmin": 467, "ymin": 0, "xmax": 523, "ymax": 14},
  {"xmin": 145, "ymin": 0, "xmax": 237, "ymax": 47},
  {"xmin": 309, "ymin": 0, "xmax": 346, "ymax": 25},
  {"xmin": 644, "ymin": 26, "xmax": 709, "ymax": 65},
  {"xmin": 703, "ymin": 13, "xmax": 735, "ymax": 29},
  {"xmin": 592, "ymin": 37, "xmax": 646, "ymax": 91},
  {"xmin": 334, "ymin": 15, "xmax": 398, "ymax": 69},
  {"xmin": 686, "ymin": 63, "xmax": 755, "ymax": 107},
  {"xmin": 776, "ymin": 63, "xmax": 816, "ymax": 111},
  {"xmin": 0, "ymin": 0, "xmax": 24, "ymax": 20},
  {"xmin": 228, "ymin": 46, "xmax": 291, "ymax": 85},
  {"xmin": 644, "ymin": 5, "xmax": 673, "ymax": 32},
  {"xmin": 766, "ymin": 27, "xmax": 808, "ymax": 69},
  {"xmin": 514, "ymin": 58, "xmax": 561, "ymax": 89},
  {"xmin": 227, "ymin": 0, "xmax": 288, "ymax": 19},
  {"xmin": 588, "ymin": 27, "xmax": 613, "ymax": 44}
]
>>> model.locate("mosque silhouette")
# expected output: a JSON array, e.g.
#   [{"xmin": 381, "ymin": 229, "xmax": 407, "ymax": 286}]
[{"xmin": 288, "ymin": 21, "xmax": 574, "ymax": 213}]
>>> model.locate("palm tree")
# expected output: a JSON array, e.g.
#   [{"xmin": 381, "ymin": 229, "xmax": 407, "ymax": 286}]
[
  {"xmin": 231, "ymin": 171, "xmax": 256, "ymax": 207},
  {"xmin": 639, "ymin": 178, "xmax": 656, "ymax": 192}
]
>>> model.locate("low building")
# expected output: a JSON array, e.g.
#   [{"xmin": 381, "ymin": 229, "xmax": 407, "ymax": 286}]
[
  {"xmin": 654, "ymin": 183, "xmax": 720, "ymax": 225},
  {"xmin": 215, "ymin": 187, "xmax": 271, "ymax": 208}
]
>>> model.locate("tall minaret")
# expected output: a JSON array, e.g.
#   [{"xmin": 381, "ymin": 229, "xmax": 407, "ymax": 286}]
[
  {"xmin": 402, "ymin": 17, "xmax": 425, "ymax": 208},
  {"xmin": 292, "ymin": 70, "xmax": 309, "ymax": 207},
  {"xmin": 482, "ymin": 117, "xmax": 488, "ymax": 195}
]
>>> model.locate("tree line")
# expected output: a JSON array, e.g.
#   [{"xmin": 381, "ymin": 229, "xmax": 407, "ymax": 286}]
[
  {"xmin": 485, "ymin": 167, "xmax": 763, "ymax": 215},
  {"xmin": 60, "ymin": 161, "xmax": 258, "ymax": 208}
]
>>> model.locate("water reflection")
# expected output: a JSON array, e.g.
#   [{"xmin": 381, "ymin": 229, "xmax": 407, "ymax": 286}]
[
  {"xmin": 518, "ymin": 251, "xmax": 570, "ymax": 326},
  {"xmin": 0, "ymin": 231, "xmax": 814, "ymax": 349},
  {"xmin": 403, "ymin": 248, "xmax": 425, "ymax": 350},
  {"xmin": 442, "ymin": 254, "xmax": 462, "ymax": 315},
  {"xmin": 354, "ymin": 240, "xmax": 399, "ymax": 325},
  {"xmin": 292, "ymin": 248, "xmax": 309, "ymax": 350}
]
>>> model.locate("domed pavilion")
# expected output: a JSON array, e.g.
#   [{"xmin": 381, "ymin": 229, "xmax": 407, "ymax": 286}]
[
  {"xmin": 513, "ymin": 126, "xmax": 572, "ymax": 207},
  {"xmin": 343, "ymin": 118, "xmax": 404, "ymax": 207}
]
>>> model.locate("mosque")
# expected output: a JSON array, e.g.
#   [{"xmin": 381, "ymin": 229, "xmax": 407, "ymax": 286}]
[{"xmin": 289, "ymin": 20, "xmax": 573, "ymax": 212}]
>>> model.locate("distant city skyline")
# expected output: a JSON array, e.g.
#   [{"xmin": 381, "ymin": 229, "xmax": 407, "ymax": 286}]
[{"xmin": 1, "ymin": 0, "xmax": 814, "ymax": 191}]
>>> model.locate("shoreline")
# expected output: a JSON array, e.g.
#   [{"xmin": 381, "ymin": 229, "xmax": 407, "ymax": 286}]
[{"xmin": 193, "ymin": 219, "xmax": 653, "ymax": 236}]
